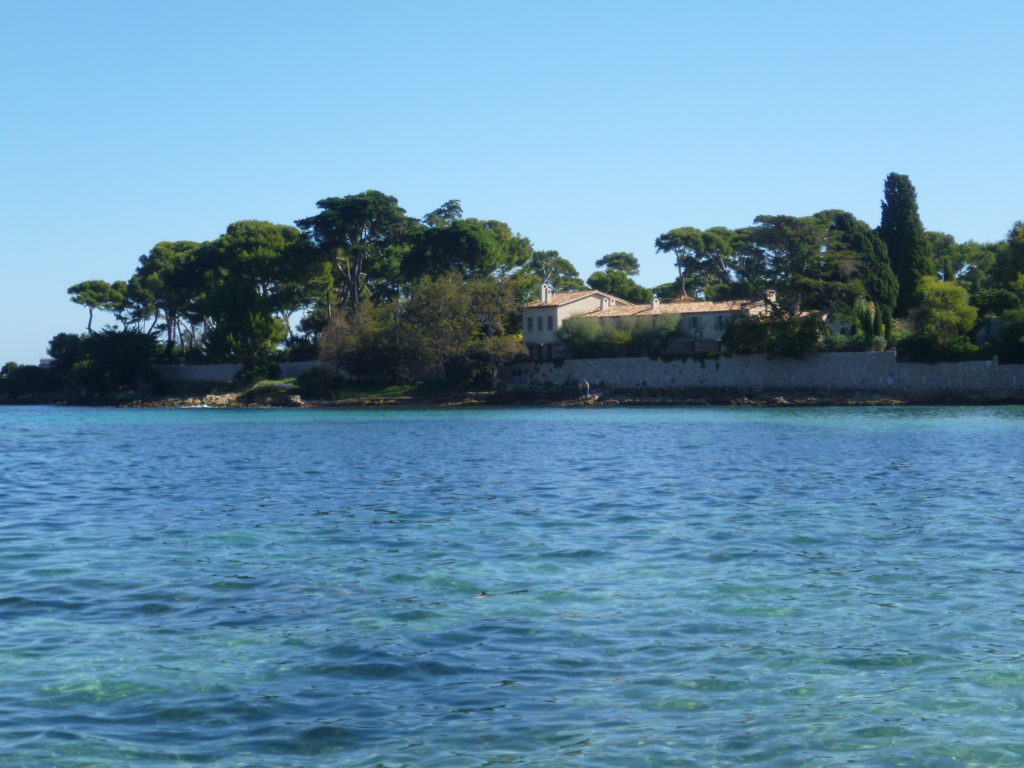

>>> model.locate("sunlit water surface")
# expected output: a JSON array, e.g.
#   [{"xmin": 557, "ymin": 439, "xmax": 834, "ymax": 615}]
[{"xmin": 3, "ymin": 405, "xmax": 1024, "ymax": 767}]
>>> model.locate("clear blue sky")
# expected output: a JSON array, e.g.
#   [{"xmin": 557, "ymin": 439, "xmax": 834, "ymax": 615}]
[{"xmin": 2, "ymin": 0, "xmax": 1021, "ymax": 364}]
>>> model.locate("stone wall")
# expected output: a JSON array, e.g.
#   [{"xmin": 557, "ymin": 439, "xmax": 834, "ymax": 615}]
[
  {"xmin": 155, "ymin": 361, "xmax": 330, "ymax": 383},
  {"xmin": 503, "ymin": 352, "xmax": 1024, "ymax": 399}
]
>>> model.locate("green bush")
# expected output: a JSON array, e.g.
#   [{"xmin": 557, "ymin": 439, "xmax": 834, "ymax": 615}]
[
  {"xmin": 234, "ymin": 359, "xmax": 282, "ymax": 387},
  {"xmin": 558, "ymin": 315, "xmax": 681, "ymax": 358},
  {"xmin": 296, "ymin": 366, "xmax": 346, "ymax": 399},
  {"xmin": 0, "ymin": 364, "xmax": 63, "ymax": 399},
  {"xmin": 896, "ymin": 330, "xmax": 982, "ymax": 362},
  {"xmin": 722, "ymin": 315, "xmax": 824, "ymax": 358}
]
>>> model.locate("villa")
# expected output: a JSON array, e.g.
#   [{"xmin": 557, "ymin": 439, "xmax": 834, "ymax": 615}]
[{"xmin": 522, "ymin": 284, "xmax": 774, "ymax": 358}]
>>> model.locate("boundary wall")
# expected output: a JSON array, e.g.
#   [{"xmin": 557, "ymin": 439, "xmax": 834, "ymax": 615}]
[
  {"xmin": 155, "ymin": 361, "xmax": 329, "ymax": 383},
  {"xmin": 503, "ymin": 352, "xmax": 1024, "ymax": 399}
]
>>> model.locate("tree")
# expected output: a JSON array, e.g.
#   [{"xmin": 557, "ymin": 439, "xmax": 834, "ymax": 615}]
[
  {"xmin": 130, "ymin": 240, "xmax": 203, "ymax": 353},
  {"xmin": 958, "ymin": 240, "xmax": 1001, "ymax": 294},
  {"xmin": 586, "ymin": 270, "xmax": 653, "ymax": 304},
  {"xmin": 913, "ymin": 276, "xmax": 977, "ymax": 336},
  {"xmin": 722, "ymin": 315, "xmax": 824, "ymax": 358},
  {"xmin": 897, "ymin": 276, "xmax": 981, "ymax": 362},
  {"xmin": 972, "ymin": 288, "xmax": 1021, "ymax": 317},
  {"xmin": 828, "ymin": 211, "xmax": 898, "ymax": 322},
  {"xmin": 47, "ymin": 333, "xmax": 84, "ymax": 369},
  {"xmin": 927, "ymin": 231, "xmax": 964, "ymax": 281},
  {"xmin": 651, "ymin": 277, "xmax": 687, "ymax": 299},
  {"xmin": 526, "ymin": 250, "xmax": 586, "ymax": 292},
  {"xmin": 422, "ymin": 199, "xmax": 463, "ymax": 228},
  {"xmin": 403, "ymin": 217, "xmax": 532, "ymax": 279},
  {"xmin": 654, "ymin": 226, "xmax": 735, "ymax": 297},
  {"xmin": 67, "ymin": 280, "xmax": 127, "ymax": 333},
  {"xmin": 994, "ymin": 221, "xmax": 1024, "ymax": 286},
  {"xmin": 196, "ymin": 220, "xmax": 312, "ymax": 359},
  {"xmin": 595, "ymin": 252, "xmax": 640, "ymax": 275},
  {"xmin": 295, "ymin": 190, "xmax": 419, "ymax": 313},
  {"xmin": 878, "ymin": 173, "xmax": 934, "ymax": 316},
  {"xmin": 73, "ymin": 329, "xmax": 162, "ymax": 394},
  {"xmin": 318, "ymin": 272, "xmax": 526, "ymax": 385},
  {"xmin": 734, "ymin": 213, "xmax": 852, "ymax": 315}
]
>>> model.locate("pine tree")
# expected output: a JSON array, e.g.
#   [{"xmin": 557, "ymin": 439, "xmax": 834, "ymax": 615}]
[{"xmin": 877, "ymin": 173, "xmax": 935, "ymax": 316}]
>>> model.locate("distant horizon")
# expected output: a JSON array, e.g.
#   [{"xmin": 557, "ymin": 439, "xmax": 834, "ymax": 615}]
[{"xmin": 3, "ymin": 0, "xmax": 1022, "ymax": 364}]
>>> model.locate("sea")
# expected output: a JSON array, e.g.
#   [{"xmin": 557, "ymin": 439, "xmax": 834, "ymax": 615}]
[{"xmin": 3, "ymin": 404, "xmax": 1024, "ymax": 768}]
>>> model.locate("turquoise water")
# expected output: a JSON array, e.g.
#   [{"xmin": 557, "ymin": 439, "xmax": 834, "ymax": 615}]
[{"xmin": 3, "ymin": 405, "xmax": 1024, "ymax": 767}]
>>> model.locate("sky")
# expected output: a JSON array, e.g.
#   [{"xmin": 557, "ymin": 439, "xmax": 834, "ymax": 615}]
[{"xmin": 2, "ymin": 0, "xmax": 1022, "ymax": 364}]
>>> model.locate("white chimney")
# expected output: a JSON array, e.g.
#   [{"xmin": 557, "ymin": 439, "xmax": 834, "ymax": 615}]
[
  {"xmin": 540, "ymin": 282, "xmax": 553, "ymax": 304},
  {"xmin": 651, "ymin": 297, "xmax": 660, "ymax": 310}
]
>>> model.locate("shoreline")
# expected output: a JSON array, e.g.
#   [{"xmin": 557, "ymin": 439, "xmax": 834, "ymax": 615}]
[{"xmin": 7, "ymin": 390, "xmax": 1024, "ymax": 409}]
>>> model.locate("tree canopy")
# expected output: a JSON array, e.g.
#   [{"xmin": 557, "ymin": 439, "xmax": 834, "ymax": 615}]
[
  {"xmin": 43, "ymin": 174, "xmax": 1024, "ymax": 387},
  {"xmin": 595, "ymin": 252, "xmax": 640, "ymax": 275},
  {"xmin": 654, "ymin": 226, "xmax": 734, "ymax": 298}
]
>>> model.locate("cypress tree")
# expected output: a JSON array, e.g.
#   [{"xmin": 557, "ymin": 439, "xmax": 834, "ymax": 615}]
[{"xmin": 877, "ymin": 173, "xmax": 934, "ymax": 316}]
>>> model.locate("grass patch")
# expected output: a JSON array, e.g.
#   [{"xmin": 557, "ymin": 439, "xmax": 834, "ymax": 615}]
[{"xmin": 324, "ymin": 380, "xmax": 449, "ymax": 399}]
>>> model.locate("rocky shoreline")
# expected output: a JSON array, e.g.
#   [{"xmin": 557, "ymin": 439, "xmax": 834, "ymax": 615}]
[
  {"xmin": 10, "ymin": 387, "xmax": 1023, "ymax": 409},
  {"xmin": 117, "ymin": 390, "xmax": 940, "ymax": 409}
]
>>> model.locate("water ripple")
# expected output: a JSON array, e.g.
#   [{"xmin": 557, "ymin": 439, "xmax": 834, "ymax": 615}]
[{"xmin": 2, "ymin": 405, "xmax": 1024, "ymax": 766}]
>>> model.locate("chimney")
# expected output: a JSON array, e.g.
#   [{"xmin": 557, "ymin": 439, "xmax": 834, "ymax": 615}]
[
  {"xmin": 651, "ymin": 297, "xmax": 660, "ymax": 310},
  {"xmin": 540, "ymin": 282, "xmax": 553, "ymax": 304},
  {"xmin": 766, "ymin": 289, "xmax": 777, "ymax": 306}
]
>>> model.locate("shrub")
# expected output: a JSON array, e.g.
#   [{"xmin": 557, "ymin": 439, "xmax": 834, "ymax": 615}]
[
  {"xmin": 723, "ymin": 315, "xmax": 824, "ymax": 358},
  {"xmin": 296, "ymin": 366, "xmax": 347, "ymax": 399},
  {"xmin": 897, "ymin": 330, "xmax": 982, "ymax": 362},
  {"xmin": 558, "ymin": 315, "xmax": 681, "ymax": 358},
  {"xmin": 234, "ymin": 359, "xmax": 282, "ymax": 387},
  {"xmin": 0, "ymin": 364, "xmax": 63, "ymax": 399}
]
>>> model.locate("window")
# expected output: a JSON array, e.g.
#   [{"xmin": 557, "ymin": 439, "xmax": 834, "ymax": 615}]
[
  {"xmin": 547, "ymin": 316, "xmax": 553, "ymax": 331},
  {"xmin": 527, "ymin": 317, "xmax": 534, "ymax": 332}
]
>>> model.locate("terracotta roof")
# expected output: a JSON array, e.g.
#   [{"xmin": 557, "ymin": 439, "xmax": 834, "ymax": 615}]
[
  {"xmin": 585, "ymin": 299, "xmax": 765, "ymax": 318},
  {"xmin": 523, "ymin": 290, "xmax": 632, "ymax": 308}
]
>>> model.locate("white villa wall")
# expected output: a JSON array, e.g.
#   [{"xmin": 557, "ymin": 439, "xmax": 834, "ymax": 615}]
[{"xmin": 523, "ymin": 294, "xmax": 605, "ymax": 345}]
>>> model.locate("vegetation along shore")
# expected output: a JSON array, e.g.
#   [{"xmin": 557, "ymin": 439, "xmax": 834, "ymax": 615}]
[{"xmin": 3, "ymin": 173, "xmax": 1024, "ymax": 405}]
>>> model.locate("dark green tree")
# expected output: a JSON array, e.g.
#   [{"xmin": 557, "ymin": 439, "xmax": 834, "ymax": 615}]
[
  {"xmin": 295, "ymin": 190, "xmax": 419, "ymax": 313},
  {"xmin": 927, "ymin": 231, "xmax": 963, "ymax": 281},
  {"xmin": 722, "ymin": 315, "xmax": 824, "ymax": 358},
  {"xmin": 586, "ymin": 270, "xmax": 653, "ymax": 304},
  {"xmin": 958, "ymin": 240, "xmax": 1001, "ymax": 294},
  {"xmin": 654, "ymin": 226, "xmax": 735, "ymax": 297},
  {"xmin": 993, "ymin": 221, "xmax": 1024, "ymax": 286},
  {"xmin": 828, "ymin": 211, "xmax": 898, "ymax": 322},
  {"xmin": 73, "ymin": 329, "xmax": 162, "ymax": 394},
  {"xmin": 877, "ymin": 173, "xmax": 934, "ymax": 316},
  {"xmin": 130, "ymin": 240, "xmax": 203, "ymax": 353},
  {"xmin": 67, "ymin": 280, "xmax": 127, "ymax": 333},
  {"xmin": 734, "ymin": 213, "xmax": 855, "ymax": 315},
  {"xmin": 422, "ymin": 199, "xmax": 463, "ymax": 228},
  {"xmin": 972, "ymin": 288, "xmax": 1021, "ymax": 317},
  {"xmin": 403, "ymin": 218, "xmax": 532, "ymax": 279},
  {"xmin": 595, "ymin": 252, "xmax": 640, "ymax": 275},
  {"xmin": 525, "ymin": 250, "xmax": 586, "ymax": 292},
  {"xmin": 196, "ymin": 220, "xmax": 312, "ymax": 359},
  {"xmin": 47, "ymin": 333, "xmax": 85, "ymax": 369}
]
